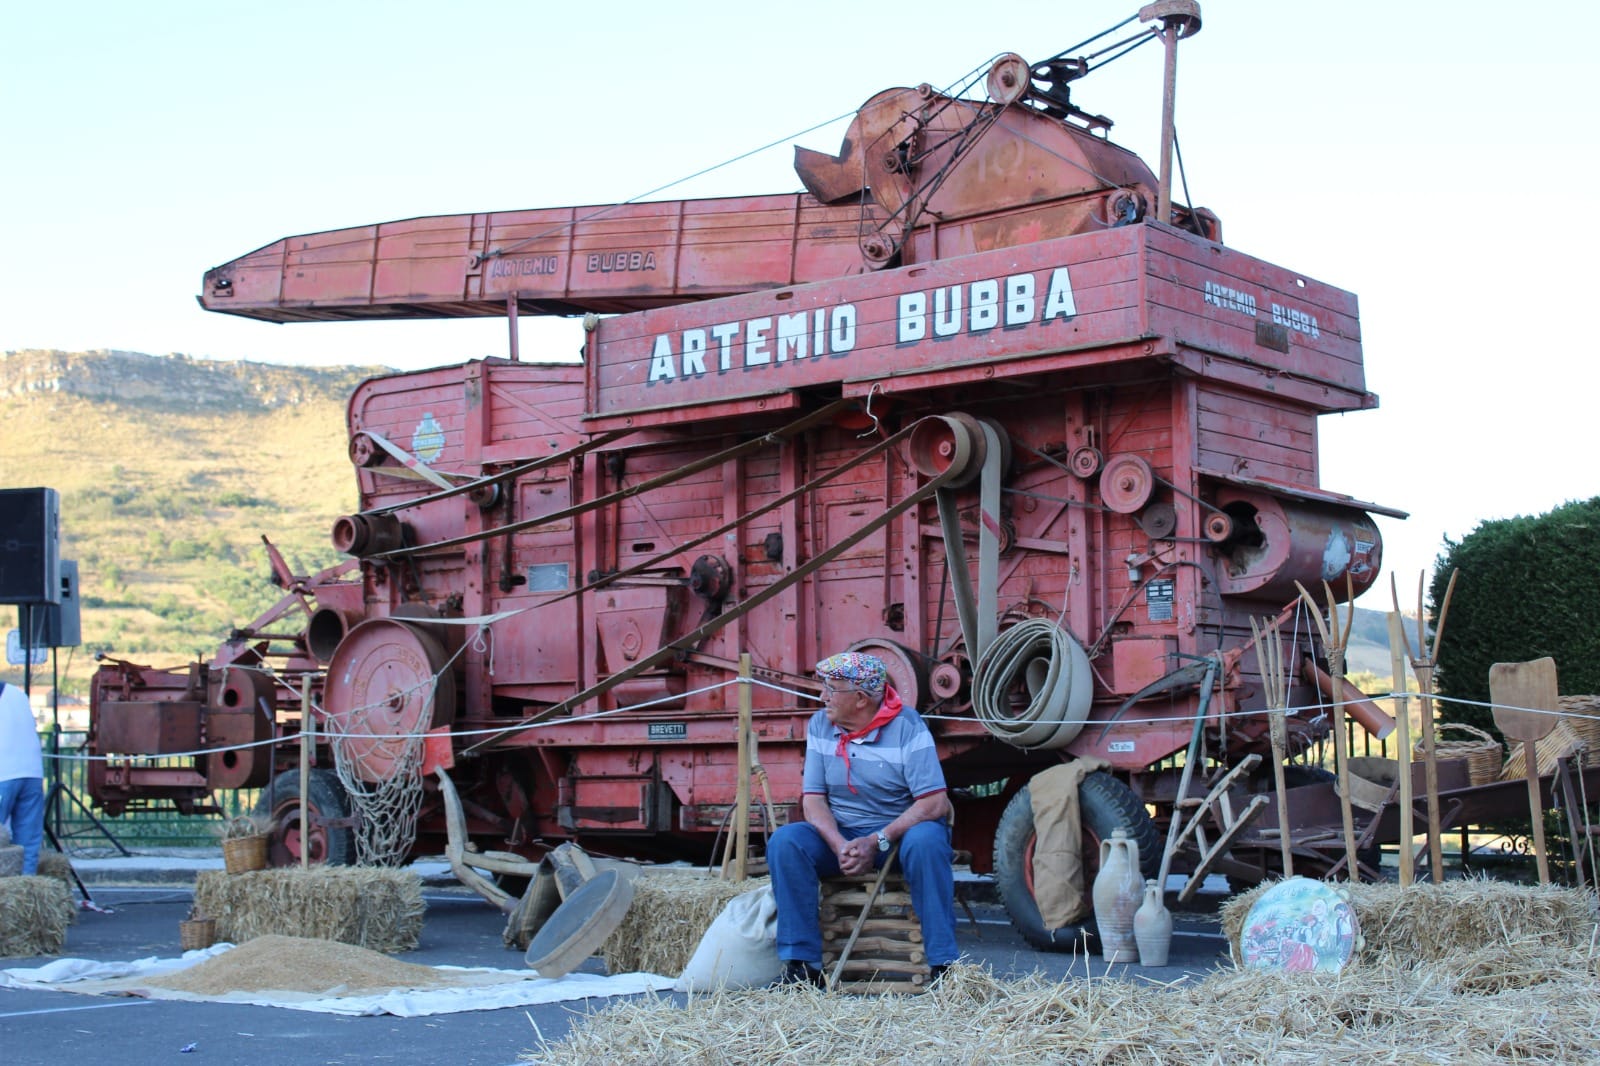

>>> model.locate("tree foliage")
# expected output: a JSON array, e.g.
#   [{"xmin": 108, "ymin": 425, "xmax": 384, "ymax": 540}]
[{"xmin": 1431, "ymin": 496, "xmax": 1600, "ymax": 740}]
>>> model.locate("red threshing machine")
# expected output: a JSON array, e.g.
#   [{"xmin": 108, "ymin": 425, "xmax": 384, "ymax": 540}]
[{"xmin": 86, "ymin": 5, "xmax": 1409, "ymax": 946}]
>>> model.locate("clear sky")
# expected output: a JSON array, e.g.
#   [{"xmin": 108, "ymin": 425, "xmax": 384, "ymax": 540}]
[{"xmin": 4, "ymin": 1, "xmax": 1595, "ymax": 606}]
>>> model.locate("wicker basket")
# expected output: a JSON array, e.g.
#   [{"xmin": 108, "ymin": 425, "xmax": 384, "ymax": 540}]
[
  {"xmin": 1560, "ymin": 695, "xmax": 1600, "ymax": 767},
  {"xmin": 1419, "ymin": 722, "xmax": 1501, "ymax": 786},
  {"xmin": 1502, "ymin": 719, "xmax": 1584, "ymax": 780},
  {"xmin": 221, "ymin": 834, "xmax": 269, "ymax": 874},
  {"xmin": 179, "ymin": 917, "xmax": 217, "ymax": 951}
]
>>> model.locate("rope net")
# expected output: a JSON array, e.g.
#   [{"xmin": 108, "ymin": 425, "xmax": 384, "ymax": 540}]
[{"xmin": 330, "ymin": 723, "xmax": 427, "ymax": 868}]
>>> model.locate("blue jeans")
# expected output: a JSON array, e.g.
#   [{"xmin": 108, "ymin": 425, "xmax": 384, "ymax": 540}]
[
  {"xmin": 0, "ymin": 776, "xmax": 45, "ymax": 875},
  {"xmin": 768, "ymin": 818, "xmax": 958, "ymax": 967}
]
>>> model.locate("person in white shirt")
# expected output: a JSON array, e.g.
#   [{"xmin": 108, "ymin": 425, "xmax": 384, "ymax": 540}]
[{"xmin": 0, "ymin": 681, "xmax": 46, "ymax": 875}]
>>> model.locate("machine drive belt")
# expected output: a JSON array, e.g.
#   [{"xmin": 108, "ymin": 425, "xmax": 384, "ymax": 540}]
[
  {"xmin": 374, "ymin": 398, "xmax": 854, "ymax": 559},
  {"xmin": 463, "ymin": 420, "xmax": 962, "ymax": 755},
  {"xmin": 934, "ymin": 421, "xmax": 1003, "ymax": 662}
]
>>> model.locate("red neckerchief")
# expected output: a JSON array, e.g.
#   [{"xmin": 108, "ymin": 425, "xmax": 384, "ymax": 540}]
[{"xmin": 834, "ymin": 686, "xmax": 902, "ymax": 793}]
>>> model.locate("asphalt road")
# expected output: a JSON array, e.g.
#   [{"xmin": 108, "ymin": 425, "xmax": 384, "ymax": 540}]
[{"xmin": 0, "ymin": 883, "xmax": 1231, "ymax": 1066}]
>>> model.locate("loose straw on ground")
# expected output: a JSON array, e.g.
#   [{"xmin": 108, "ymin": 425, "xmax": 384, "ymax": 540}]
[{"xmin": 532, "ymin": 880, "xmax": 1600, "ymax": 1065}]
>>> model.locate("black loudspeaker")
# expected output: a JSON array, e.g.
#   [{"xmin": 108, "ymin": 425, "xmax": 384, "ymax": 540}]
[
  {"xmin": 0, "ymin": 487, "xmax": 61, "ymax": 605},
  {"xmin": 18, "ymin": 560, "xmax": 80, "ymax": 649}
]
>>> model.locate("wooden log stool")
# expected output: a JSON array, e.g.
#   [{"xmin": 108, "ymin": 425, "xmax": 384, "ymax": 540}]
[{"xmin": 820, "ymin": 858, "xmax": 931, "ymax": 994}]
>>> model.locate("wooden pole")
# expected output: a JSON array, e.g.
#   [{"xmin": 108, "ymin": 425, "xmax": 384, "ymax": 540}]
[
  {"xmin": 1387, "ymin": 611, "xmax": 1414, "ymax": 887},
  {"xmin": 299, "ymin": 676, "xmax": 313, "ymax": 871},
  {"xmin": 731, "ymin": 653, "xmax": 753, "ymax": 882}
]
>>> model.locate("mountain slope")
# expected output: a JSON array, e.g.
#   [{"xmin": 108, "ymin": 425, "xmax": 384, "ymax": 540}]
[{"xmin": 0, "ymin": 349, "xmax": 380, "ymax": 689}]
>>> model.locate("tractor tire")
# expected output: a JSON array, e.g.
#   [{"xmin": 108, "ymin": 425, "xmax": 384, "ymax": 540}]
[
  {"xmin": 992, "ymin": 770, "xmax": 1160, "ymax": 952},
  {"xmin": 255, "ymin": 768, "xmax": 355, "ymax": 867}
]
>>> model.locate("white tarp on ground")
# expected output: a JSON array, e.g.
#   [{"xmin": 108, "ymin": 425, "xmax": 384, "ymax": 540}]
[{"xmin": 0, "ymin": 945, "xmax": 676, "ymax": 1016}]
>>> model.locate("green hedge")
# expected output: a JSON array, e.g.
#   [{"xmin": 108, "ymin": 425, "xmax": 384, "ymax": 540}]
[{"xmin": 1431, "ymin": 497, "xmax": 1600, "ymax": 741}]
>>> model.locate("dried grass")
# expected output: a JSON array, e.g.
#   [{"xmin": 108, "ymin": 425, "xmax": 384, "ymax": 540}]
[
  {"xmin": 1219, "ymin": 879, "xmax": 1599, "ymax": 963},
  {"xmin": 600, "ymin": 872, "xmax": 761, "ymax": 976},
  {"xmin": 36, "ymin": 850, "xmax": 74, "ymax": 886},
  {"xmin": 526, "ymin": 950, "xmax": 1600, "ymax": 1065},
  {"xmin": 530, "ymin": 880, "xmax": 1600, "ymax": 1064},
  {"xmin": 193, "ymin": 866, "xmax": 425, "ymax": 953},
  {"xmin": 0, "ymin": 875, "xmax": 75, "ymax": 958}
]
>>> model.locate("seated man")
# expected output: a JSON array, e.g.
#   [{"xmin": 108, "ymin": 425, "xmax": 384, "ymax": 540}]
[{"xmin": 767, "ymin": 651, "xmax": 958, "ymax": 987}]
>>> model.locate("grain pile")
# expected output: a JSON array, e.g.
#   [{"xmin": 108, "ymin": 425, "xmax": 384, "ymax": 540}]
[
  {"xmin": 193, "ymin": 866, "xmax": 425, "ymax": 952},
  {"xmin": 601, "ymin": 873, "xmax": 762, "ymax": 976},
  {"xmin": 144, "ymin": 934, "xmax": 465, "ymax": 996},
  {"xmin": 0, "ymin": 875, "xmax": 75, "ymax": 957},
  {"xmin": 1220, "ymin": 879, "xmax": 1598, "ymax": 963}
]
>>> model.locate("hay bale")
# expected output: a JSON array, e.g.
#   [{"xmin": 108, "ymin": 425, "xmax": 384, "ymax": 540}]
[
  {"xmin": 0, "ymin": 844, "xmax": 21, "ymax": 877},
  {"xmin": 37, "ymin": 850, "xmax": 74, "ymax": 886},
  {"xmin": 1220, "ymin": 878, "xmax": 1599, "ymax": 963},
  {"xmin": 526, "ymin": 953, "xmax": 1600, "ymax": 1065},
  {"xmin": 194, "ymin": 867, "xmax": 425, "ymax": 953},
  {"xmin": 600, "ymin": 873, "xmax": 762, "ymax": 976},
  {"xmin": 0, "ymin": 875, "xmax": 75, "ymax": 958}
]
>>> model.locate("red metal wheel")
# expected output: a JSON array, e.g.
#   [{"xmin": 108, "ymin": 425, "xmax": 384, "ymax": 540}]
[{"xmin": 323, "ymin": 619, "xmax": 457, "ymax": 783}]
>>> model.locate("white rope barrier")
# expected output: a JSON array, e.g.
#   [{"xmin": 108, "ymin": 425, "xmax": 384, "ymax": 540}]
[{"xmin": 39, "ymin": 677, "xmax": 1596, "ymax": 763}]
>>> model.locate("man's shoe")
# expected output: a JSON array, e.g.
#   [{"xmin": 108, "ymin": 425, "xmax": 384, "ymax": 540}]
[
  {"xmin": 769, "ymin": 959, "xmax": 825, "ymax": 988},
  {"xmin": 926, "ymin": 963, "xmax": 951, "ymax": 989}
]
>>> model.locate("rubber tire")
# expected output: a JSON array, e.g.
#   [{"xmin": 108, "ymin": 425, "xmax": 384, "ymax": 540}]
[
  {"xmin": 255, "ymin": 768, "xmax": 355, "ymax": 867},
  {"xmin": 992, "ymin": 770, "xmax": 1161, "ymax": 952}
]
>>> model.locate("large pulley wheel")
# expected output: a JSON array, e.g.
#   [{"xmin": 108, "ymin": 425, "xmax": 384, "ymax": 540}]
[
  {"xmin": 324, "ymin": 619, "xmax": 457, "ymax": 783},
  {"xmin": 1099, "ymin": 454, "xmax": 1155, "ymax": 514},
  {"xmin": 907, "ymin": 413, "xmax": 989, "ymax": 487}
]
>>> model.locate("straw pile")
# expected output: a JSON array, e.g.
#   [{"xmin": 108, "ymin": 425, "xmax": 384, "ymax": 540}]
[
  {"xmin": 531, "ymin": 880, "xmax": 1600, "ymax": 1064},
  {"xmin": 193, "ymin": 867, "xmax": 425, "ymax": 953},
  {"xmin": 601, "ymin": 873, "xmax": 762, "ymax": 976},
  {"xmin": 0, "ymin": 875, "xmax": 75, "ymax": 958},
  {"xmin": 1219, "ymin": 878, "xmax": 1598, "ymax": 963},
  {"xmin": 528, "ymin": 951, "xmax": 1600, "ymax": 1065},
  {"xmin": 144, "ymin": 934, "xmax": 465, "ymax": 997},
  {"xmin": 37, "ymin": 850, "xmax": 74, "ymax": 885}
]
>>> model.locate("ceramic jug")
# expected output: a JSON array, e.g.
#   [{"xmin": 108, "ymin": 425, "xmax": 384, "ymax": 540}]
[
  {"xmin": 1134, "ymin": 878, "xmax": 1173, "ymax": 966},
  {"xmin": 1092, "ymin": 828, "xmax": 1141, "ymax": 963}
]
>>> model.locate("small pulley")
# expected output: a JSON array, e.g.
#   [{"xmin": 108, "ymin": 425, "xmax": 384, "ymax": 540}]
[
  {"xmin": 986, "ymin": 53, "xmax": 1032, "ymax": 106},
  {"xmin": 1069, "ymin": 446, "xmax": 1103, "ymax": 478},
  {"xmin": 688, "ymin": 554, "xmax": 733, "ymax": 605},
  {"xmin": 1138, "ymin": 502, "xmax": 1178, "ymax": 540}
]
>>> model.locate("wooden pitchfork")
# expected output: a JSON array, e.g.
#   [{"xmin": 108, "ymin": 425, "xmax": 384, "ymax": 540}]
[
  {"xmin": 1392, "ymin": 568, "xmax": 1458, "ymax": 882},
  {"xmin": 1296, "ymin": 576, "xmax": 1359, "ymax": 881},
  {"xmin": 1250, "ymin": 615, "xmax": 1294, "ymax": 877}
]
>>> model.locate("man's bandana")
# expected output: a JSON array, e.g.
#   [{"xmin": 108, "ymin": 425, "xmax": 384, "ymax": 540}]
[{"xmin": 815, "ymin": 652, "xmax": 888, "ymax": 694}]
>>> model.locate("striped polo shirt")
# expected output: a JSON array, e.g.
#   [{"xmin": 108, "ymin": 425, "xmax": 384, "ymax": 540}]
[{"xmin": 801, "ymin": 704, "xmax": 947, "ymax": 830}]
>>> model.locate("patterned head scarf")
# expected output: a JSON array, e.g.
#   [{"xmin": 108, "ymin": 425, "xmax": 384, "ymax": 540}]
[{"xmin": 815, "ymin": 652, "xmax": 888, "ymax": 696}]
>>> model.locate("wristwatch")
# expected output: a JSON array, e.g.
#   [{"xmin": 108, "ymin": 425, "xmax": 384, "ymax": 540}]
[{"xmin": 876, "ymin": 830, "xmax": 891, "ymax": 852}]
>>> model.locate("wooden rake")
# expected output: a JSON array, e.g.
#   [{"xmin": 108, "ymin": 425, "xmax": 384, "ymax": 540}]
[
  {"xmin": 1392, "ymin": 568, "xmax": 1458, "ymax": 881},
  {"xmin": 1250, "ymin": 615, "xmax": 1295, "ymax": 877},
  {"xmin": 1295, "ymin": 576, "xmax": 1359, "ymax": 881}
]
